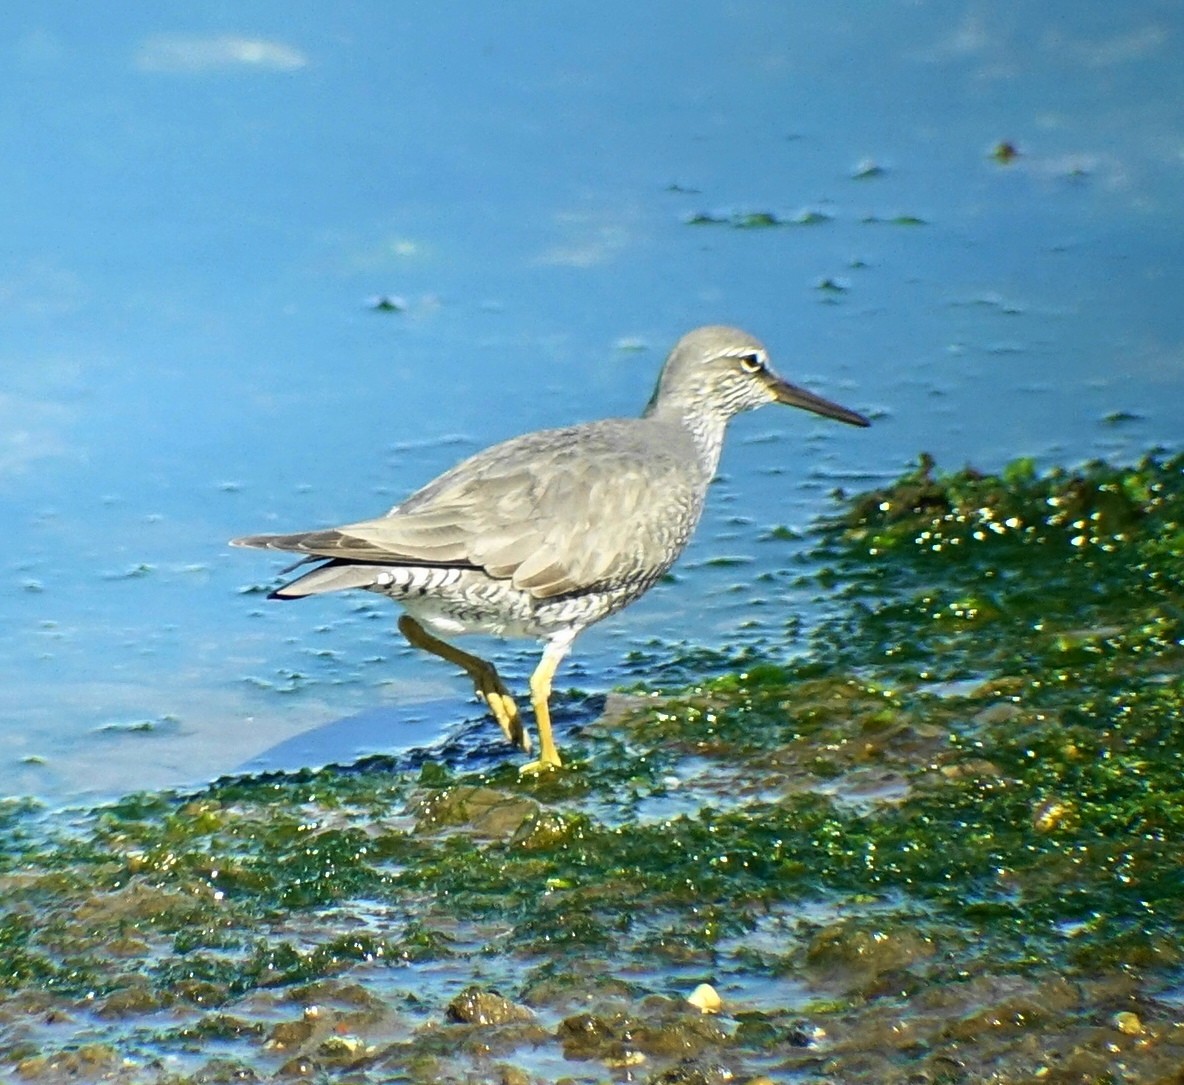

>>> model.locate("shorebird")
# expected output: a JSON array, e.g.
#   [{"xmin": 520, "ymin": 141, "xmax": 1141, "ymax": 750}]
[{"xmin": 232, "ymin": 326, "xmax": 869, "ymax": 772}]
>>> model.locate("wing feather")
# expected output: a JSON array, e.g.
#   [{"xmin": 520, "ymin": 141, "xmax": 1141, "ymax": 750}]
[{"xmin": 232, "ymin": 419, "xmax": 706, "ymax": 599}]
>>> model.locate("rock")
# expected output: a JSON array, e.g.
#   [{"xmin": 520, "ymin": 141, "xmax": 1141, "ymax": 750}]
[
  {"xmin": 411, "ymin": 786, "xmax": 539, "ymax": 839},
  {"xmin": 446, "ymin": 987, "xmax": 534, "ymax": 1026},
  {"xmin": 266, "ymin": 1017, "xmax": 315, "ymax": 1050},
  {"xmin": 510, "ymin": 808, "xmax": 580, "ymax": 850},
  {"xmin": 805, "ymin": 919, "xmax": 935, "ymax": 986},
  {"xmin": 94, "ymin": 983, "xmax": 164, "ymax": 1017},
  {"xmin": 317, "ymin": 1033, "xmax": 371, "ymax": 1065},
  {"xmin": 495, "ymin": 1065, "xmax": 532, "ymax": 1085},
  {"xmin": 1112, "ymin": 1010, "xmax": 1143, "ymax": 1036},
  {"xmin": 686, "ymin": 983, "xmax": 722, "ymax": 1014},
  {"xmin": 556, "ymin": 1012, "xmax": 619, "ymax": 1059},
  {"xmin": 15, "ymin": 1043, "xmax": 119, "ymax": 1079}
]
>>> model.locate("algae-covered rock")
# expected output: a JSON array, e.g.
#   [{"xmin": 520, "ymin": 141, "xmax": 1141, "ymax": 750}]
[
  {"xmin": 410, "ymin": 785, "xmax": 539, "ymax": 838},
  {"xmin": 316, "ymin": 1031, "xmax": 372, "ymax": 1065},
  {"xmin": 557, "ymin": 1001, "xmax": 727, "ymax": 1063},
  {"xmin": 265, "ymin": 1016, "xmax": 315, "ymax": 1051},
  {"xmin": 446, "ymin": 986, "xmax": 534, "ymax": 1027},
  {"xmin": 14, "ymin": 1042, "xmax": 119, "ymax": 1080},
  {"xmin": 94, "ymin": 983, "xmax": 166, "ymax": 1018},
  {"xmin": 805, "ymin": 919, "xmax": 936, "ymax": 986},
  {"xmin": 509, "ymin": 808, "xmax": 584, "ymax": 851}
]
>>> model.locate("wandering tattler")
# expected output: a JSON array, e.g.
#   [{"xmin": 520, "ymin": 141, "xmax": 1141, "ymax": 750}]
[{"xmin": 232, "ymin": 326, "xmax": 869, "ymax": 772}]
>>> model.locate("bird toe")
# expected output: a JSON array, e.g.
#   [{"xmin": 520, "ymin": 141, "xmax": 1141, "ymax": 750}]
[
  {"xmin": 479, "ymin": 688, "xmax": 530, "ymax": 751},
  {"xmin": 518, "ymin": 752, "xmax": 563, "ymax": 776}
]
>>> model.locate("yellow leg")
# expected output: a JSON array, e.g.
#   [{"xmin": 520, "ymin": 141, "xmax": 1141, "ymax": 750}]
[
  {"xmin": 398, "ymin": 615, "xmax": 529, "ymax": 752},
  {"xmin": 519, "ymin": 632, "xmax": 577, "ymax": 775}
]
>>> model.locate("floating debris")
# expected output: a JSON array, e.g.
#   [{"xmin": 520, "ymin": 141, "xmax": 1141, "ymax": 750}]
[
  {"xmin": 851, "ymin": 158, "xmax": 886, "ymax": 180},
  {"xmin": 861, "ymin": 213, "xmax": 928, "ymax": 226},
  {"xmin": 815, "ymin": 277, "xmax": 850, "ymax": 294},
  {"xmin": 992, "ymin": 140, "xmax": 1021, "ymax": 164},
  {"xmin": 685, "ymin": 208, "xmax": 833, "ymax": 228},
  {"xmin": 103, "ymin": 563, "xmax": 154, "ymax": 580},
  {"xmin": 1103, "ymin": 410, "xmax": 1143, "ymax": 425}
]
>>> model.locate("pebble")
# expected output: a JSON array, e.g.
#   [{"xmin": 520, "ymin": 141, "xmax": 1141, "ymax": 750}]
[
  {"xmin": 1113, "ymin": 1011, "xmax": 1143, "ymax": 1036},
  {"xmin": 686, "ymin": 983, "xmax": 722, "ymax": 1014}
]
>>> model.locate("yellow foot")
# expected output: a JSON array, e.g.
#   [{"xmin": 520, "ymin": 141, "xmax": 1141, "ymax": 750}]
[
  {"xmin": 477, "ymin": 684, "xmax": 529, "ymax": 752},
  {"xmin": 518, "ymin": 752, "xmax": 563, "ymax": 776}
]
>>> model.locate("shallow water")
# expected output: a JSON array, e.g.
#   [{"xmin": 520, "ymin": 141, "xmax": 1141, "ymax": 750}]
[
  {"xmin": 1, "ymin": 454, "xmax": 1181, "ymax": 1083},
  {"xmin": 2, "ymin": 3, "xmax": 1182, "ymax": 803}
]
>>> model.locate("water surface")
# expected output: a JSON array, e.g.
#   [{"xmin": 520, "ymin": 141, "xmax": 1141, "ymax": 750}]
[{"xmin": 2, "ymin": 2, "xmax": 1181, "ymax": 803}]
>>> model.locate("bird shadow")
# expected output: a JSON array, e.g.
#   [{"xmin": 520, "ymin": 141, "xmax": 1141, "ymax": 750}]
[{"xmin": 235, "ymin": 694, "xmax": 608, "ymax": 780}]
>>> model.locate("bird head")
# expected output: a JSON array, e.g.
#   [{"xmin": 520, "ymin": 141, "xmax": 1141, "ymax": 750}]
[{"xmin": 646, "ymin": 325, "xmax": 870, "ymax": 428}]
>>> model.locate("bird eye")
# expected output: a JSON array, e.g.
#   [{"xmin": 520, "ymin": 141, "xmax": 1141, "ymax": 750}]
[{"xmin": 738, "ymin": 352, "xmax": 765, "ymax": 374}]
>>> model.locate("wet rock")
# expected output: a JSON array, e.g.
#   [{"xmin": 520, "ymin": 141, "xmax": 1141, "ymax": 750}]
[
  {"xmin": 938, "ymin": 757, "xmax": 1002, "ymax": 781},
  {"xmin": 603, "ymin": 1048, "xmax": 647, "ymax": 1070},
  {"xmin": 1112, "ymin": 1010, "xmax": 1143, "ymax": 1036},
  {"xmin": 179, "ymin": 1013, "xmax": 266, "ymax": 1042},
  {"xmin": 632, "ymin": 1015, "xmax": 728, "ymax": 1060},
  {"xmin": 972, "ymin": 702, "xmax": 1022, "ymax": 726},
  {"xmin": 411, "ymin": 785, "xmax": 539, "ymax": 839},
  {"xmin": 510, "ymin": 808, "xmax": 580, "ymax": 850},
  {"xmin": 106, "ymin": 934, "xmax": 151, "ymax": 957},
  {"xmin": 645, "ymin": 1059, "xmax": 737, "ymax": 1084},
  {"xmin": 936, "ymin": 974, "xmax": 1082, "ymax": 1042},
  {"xmin": 94, "ymin": 983, "xmax": 165, "ymax": 1017},
  {"xmin": 557, "ymin": 1010, "xmax": 620, "ymax": 1059},
  {"xmin": 71, "ymin": 878, "xmax": 206, "ymax": 925},
  {"xmin": 276, "ymin": 1053, "xmax": 319, "ymax": 1078},
  {"xmin": 857, "ymin": 965, "xmax": 928, "ymax": 1002},
  {"xmin": 447, "ymin": 986, "xmax": 534, "ymax": 1026},
  {"xmin": 173, "ymin": 978, "xmax": 231, "ymax": 1006},
  {"xmin": 188, "ymin": 1058, "xmax": 263, "ymax": 1083},
  {"xmin": 556, "ymin": 1003, "xmax": 727, "ymax": 1063},
  {"xmin": 805, "ymin": 919, "xmax": 936, "ymax": 986},
  {"xmin": 520, "ymin": 971, "xmax": 638, "ymax": 1010},
  {"xmin": 266, "ymin": 1017, "xmax": 315, "ymax": 1050},
  {"xmin": 495, "ymin": 1065, "xmax": 532, "ymax": 1085},
  {"xmin": 317, "ymin": 1032, "xmax": 372, "ymax": 1066},
  {"xmin": 15, "ymin": 1042, "xmax": 119, "ymax": 1079},
  {"xmin": 731, "ymin": 1014, "xmax": 780, "ymax": 1050},
  {"xmin": 288, "ymin": 979, "xmax": 389, "ymax": 1013}
]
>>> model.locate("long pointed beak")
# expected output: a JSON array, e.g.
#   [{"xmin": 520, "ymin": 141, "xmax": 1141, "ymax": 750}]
[{"xmin": 765, "ymin": 374, "xmax": 870, "ymax": 427}]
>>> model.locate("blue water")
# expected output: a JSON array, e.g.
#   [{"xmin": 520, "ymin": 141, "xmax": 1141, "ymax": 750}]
[{"xmin": 3, "ymin": 3, "xmax": 1181, "ymax": 802}]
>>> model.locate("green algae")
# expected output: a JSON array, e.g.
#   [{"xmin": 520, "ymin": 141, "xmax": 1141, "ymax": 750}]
[
  {"xmin": 2, "ymin": 453, "xmax": 1183, "ymax": 1082},
  {"xmin": 685, "ymin": 208, "xmax": 833, "ymax": 228}
]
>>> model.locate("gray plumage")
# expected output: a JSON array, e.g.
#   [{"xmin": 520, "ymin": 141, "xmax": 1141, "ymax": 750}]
[{"xmin": 232, "ymin": 325, "xmax": 869, "ymax": 771}]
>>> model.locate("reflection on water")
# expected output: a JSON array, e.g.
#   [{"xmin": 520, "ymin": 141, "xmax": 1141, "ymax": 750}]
[{"xmin": 2, "ymin": 3, "xmax": 1181, "ymax": 804}]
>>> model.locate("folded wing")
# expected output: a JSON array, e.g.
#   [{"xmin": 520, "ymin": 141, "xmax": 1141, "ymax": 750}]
[{"xmin": 232, "ymin": 420, "xmax": 703, "ymax": 600}]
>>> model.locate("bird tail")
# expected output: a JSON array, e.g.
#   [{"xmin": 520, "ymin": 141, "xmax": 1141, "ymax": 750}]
[
  {"xmin": 231, "ymin": 535, "xmax": 386, "ymax": 598},
  {"xmin": 269, "ymin": 561, "xmax": 382, "ymax": 599},
  {"xmin": 230, "ymin": 532, "xmax": 313, "ymax": 553}
]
